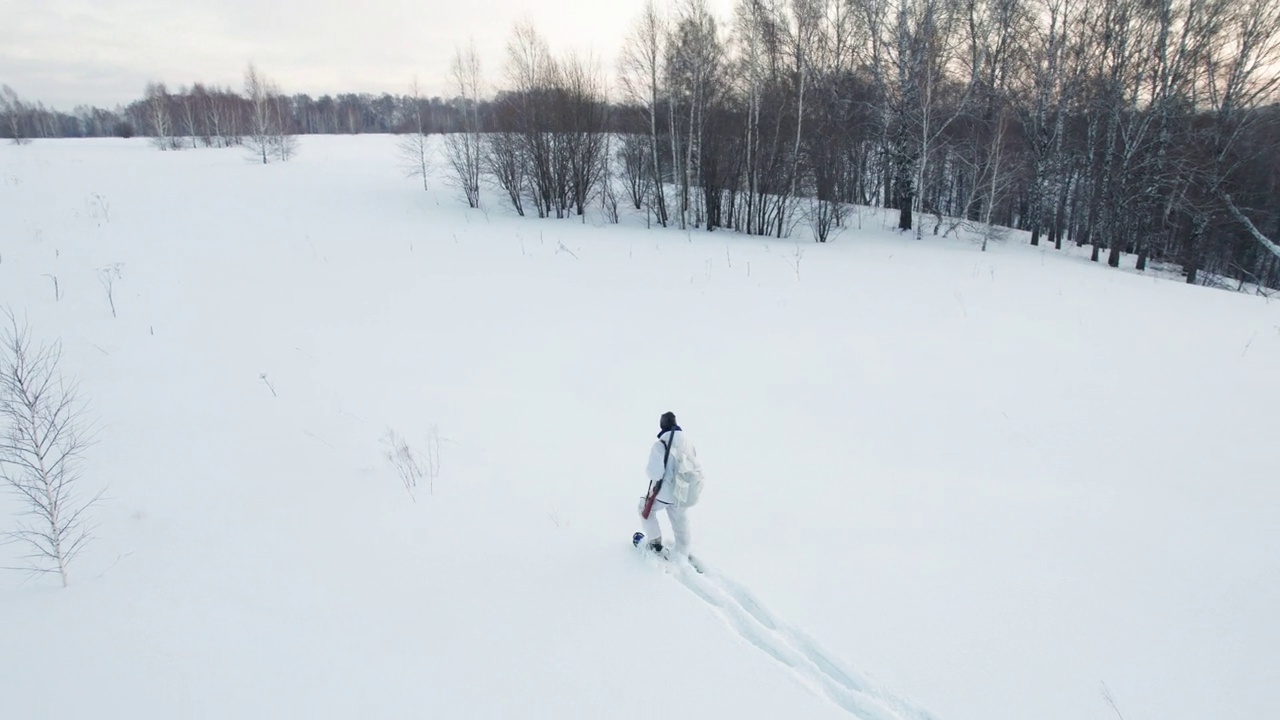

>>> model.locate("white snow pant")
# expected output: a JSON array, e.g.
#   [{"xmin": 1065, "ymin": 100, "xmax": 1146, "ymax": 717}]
[{"xmin": 641, "ymin": 501, "xmax": 690, "ymax": 555}]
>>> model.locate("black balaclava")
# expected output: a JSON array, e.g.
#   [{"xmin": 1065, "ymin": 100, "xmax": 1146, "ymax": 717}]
[{"xmin": 660, "ymin": 412, "xmax": 677, "ymax": 432}]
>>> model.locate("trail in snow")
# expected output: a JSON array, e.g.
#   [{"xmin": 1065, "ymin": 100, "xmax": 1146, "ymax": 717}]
[{"xmin": 658, "ymin": 554, "xmax": 940, "ymax": 720}]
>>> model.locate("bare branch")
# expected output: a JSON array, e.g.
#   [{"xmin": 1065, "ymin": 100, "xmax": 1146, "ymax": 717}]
[{"xmin": 1219, "ymin": 189, "xmax": 1280, "ymax": 261}]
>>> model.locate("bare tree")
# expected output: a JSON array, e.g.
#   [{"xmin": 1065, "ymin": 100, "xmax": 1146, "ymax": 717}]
[
  {"xmin": 945, "ymin": 105, "xmax": 1019, "ymax": 248},
  {"xmin": 444, "ymin": 43, "xmax": 485, "ymax": 208},
  {"xmin": 619, "ymin": 0, "xmax": 671, "ymax": 225},
  {"xmin": 561, "ymin": 52, "xmax": 610, "ymax": 217},
  {"xmin": 617, "ymin": 133, "xmax": 653, "ymax": 210},
  {"xmin": 503, "ymin": 22, "xmax": 566, "ymax": 218},
  {"xmin": 177, "ymin": 85, "xmax": 201, "ymax": 148},
  {"xmin": 204, "ymin": 86, "xmax": 231, "ymax": 148},
  {"xmin": 1, "ymin": 85, "xmax": 31, "ymax": 144},
  {"xmin": 398, "ymin": 77, "xmax": 433, "ymax": 191},
  {"xmin": 245, "ymin": 64, "xmax": 273, "ymax": 163},
  {"xmin": 244, "ymin": 63, "xmax": 297, "ymax": 163},
  {"xmin": 798, "ymin": 0, "xmax": 859, "ymax": 242},
  {"xmin": 732, "ymin": 0, "xmax": 776, "ymax": 236},
  {"xmin": 601, "ymin": 133, "xmax": 622, "ymax": 223},
  {"xmin": 1, "ymin": 311, "xmax": 100, "ymax": 587},
  {"xmin": 188, "ymin": 83, "xmax": 213, "ymax": 147},
  {"xmin": 787, "ymin": 0, "xmax": 826, "ymax": 234},
  {"xmin": 963, "ymin": 0, "xmax": 1029, "ymax": 235},
  {"xmin": 488, "ymin": 25, "xmax": 613, "ymax": 221},
  {"xmin": 144, "ymin": 82, "xmax": 173, "ymax": 150},
  {"xmin": 272, "ymin": 94, "xmax": 299, "ymax": 161},
  {"xmin": 1013, "ymin": 0, "xmax": 1073, "ymax": 248},
  {"xmin": 666, "ymin": 0, "xmax": 724, "ymax": 230},
  {"xmin": 485, "ymin": 129, "xmax": 527, "ymax": 215},
  {"xmin": 903, "ymin": 0, "xmax": 973, "ymax": 238},
  {"xmin": 1196, "ymin": 0, "xmax": 1280, "ymax": 278}
]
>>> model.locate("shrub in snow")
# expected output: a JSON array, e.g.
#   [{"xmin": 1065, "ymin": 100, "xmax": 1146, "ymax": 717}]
[{"xmin": 382, "ymin": 425, "xmax": 440, "ymax": 500}]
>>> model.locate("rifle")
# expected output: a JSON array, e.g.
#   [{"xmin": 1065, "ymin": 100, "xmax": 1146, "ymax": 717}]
[{"xmin": 641, "ymin": 430, "xmax": 675, "ymax": 520}]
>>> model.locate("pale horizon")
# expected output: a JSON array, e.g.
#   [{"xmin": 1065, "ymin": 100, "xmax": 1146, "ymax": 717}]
[{"xmin": 0, "ymin": 0, "xmax": 736, "ymax": 110}]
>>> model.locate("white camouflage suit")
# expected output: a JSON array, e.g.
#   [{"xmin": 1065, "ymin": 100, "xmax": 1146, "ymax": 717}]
[{"xmin": 639, "ymin": 426, "xmax": 693, "ymax": 555}]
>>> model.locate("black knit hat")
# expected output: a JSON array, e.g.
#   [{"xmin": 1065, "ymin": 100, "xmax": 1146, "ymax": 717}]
[{"xmin": 660, "ymin": 412, "xmax": 677, "ymax": 431}]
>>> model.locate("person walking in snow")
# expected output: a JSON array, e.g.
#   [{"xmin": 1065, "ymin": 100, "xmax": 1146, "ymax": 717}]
[{"xmin": 635, "ymin": 411, "xmax": 704, "ymax": 558}]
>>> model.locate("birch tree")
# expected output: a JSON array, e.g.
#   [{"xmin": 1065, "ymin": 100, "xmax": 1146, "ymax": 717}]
[
  {"xmin": 244, "ymin": 63, "xmax": 297, "ymax": 164},
  {"xmin": 963, "ymin": 0, "xmax": 1027, "ymax": 235},
  {"xmin": 178, "ymin": 85, "xmax": 201, "ymax": 148},
  {"xmin": 1, "ymin": 312, "xmax": 100, "ymax": 588},
  {"xmin": 398, "ymin": 77, "xmax": 433, "ymax": 191},
  {"xmin": 620, "ymin": 1, "xmax": 671, "ymax": 225},
  {"xmin": 2, "ymin": 85, "xmax": 31, "ymax": 144},
  {"xmin": 1194, "ymin": 0, "xmax": 1280, "ymax": 280},
  {"xmin": 444, "ymin": 43, "xmax": 485, "ymax": 208},
  {"xmin": 144, "ymin": 82, "xmax": 173, "ymax": 150},
  {"xmin": 667, "ymin": 0, "xmax": 724, "ymax": 230}
]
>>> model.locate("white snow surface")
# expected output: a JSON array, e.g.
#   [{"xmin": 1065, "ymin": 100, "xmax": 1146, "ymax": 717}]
[{"xmin": 1, "ymin": 136, "xmax": 1277, "ymax": 720}]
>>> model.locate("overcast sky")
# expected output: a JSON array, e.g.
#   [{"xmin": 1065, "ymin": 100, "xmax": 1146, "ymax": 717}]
[{"xmin": 1, "ymin": 0, "xmax": 735, "ymax": 110}]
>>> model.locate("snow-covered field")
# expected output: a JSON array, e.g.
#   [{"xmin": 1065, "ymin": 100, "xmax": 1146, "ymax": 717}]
[{"xmin": 1, "ymin": 135, "xmax": 1276, "ymax": 720}]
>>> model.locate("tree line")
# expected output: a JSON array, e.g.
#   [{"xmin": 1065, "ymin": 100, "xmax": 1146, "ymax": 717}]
[
  {"xmin": 4, "ymin": 0, "xmax": 1279, "ymax": 290},
  {"xmin": 448, "ymin": 0, "xmax": 1280, "ymax": 290}
]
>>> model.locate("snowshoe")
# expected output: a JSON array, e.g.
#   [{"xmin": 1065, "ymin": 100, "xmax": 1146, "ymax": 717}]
[{"xmin": 632, "ymin": 532, "xmax": 664, "ymax": 553}]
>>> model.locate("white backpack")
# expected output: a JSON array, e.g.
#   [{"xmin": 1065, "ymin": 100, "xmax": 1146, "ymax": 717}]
[{"xmin": 665, "ymin": 431, "xmax": 705, "ymax": 508}]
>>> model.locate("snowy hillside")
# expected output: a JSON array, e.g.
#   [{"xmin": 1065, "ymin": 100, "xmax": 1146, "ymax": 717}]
[{"xmin": 1, "ymin": 136, "xmax": 1277, "ymax": 720}]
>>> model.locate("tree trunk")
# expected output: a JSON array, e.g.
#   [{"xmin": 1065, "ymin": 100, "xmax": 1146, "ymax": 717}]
[
  {"xmin": 1108, "ymin": 233, "xmax": 1123, "ymax": 268},
  {"xmin": 1053, "ymin": 176, "xmax": 1070, "ymax": 251},
  {"xmin": 1028, "ymin": 161, "xmax": 1042, "ymax": 246},
  {"xmin": 1184, "ymin": 214, "xmax": 1206, "ymax": 285}
]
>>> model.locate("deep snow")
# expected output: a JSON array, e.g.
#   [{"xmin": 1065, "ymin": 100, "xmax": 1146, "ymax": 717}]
[{"xmin": 1, "ymin": 135, "xmax": 1277, "ymax": 720}]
